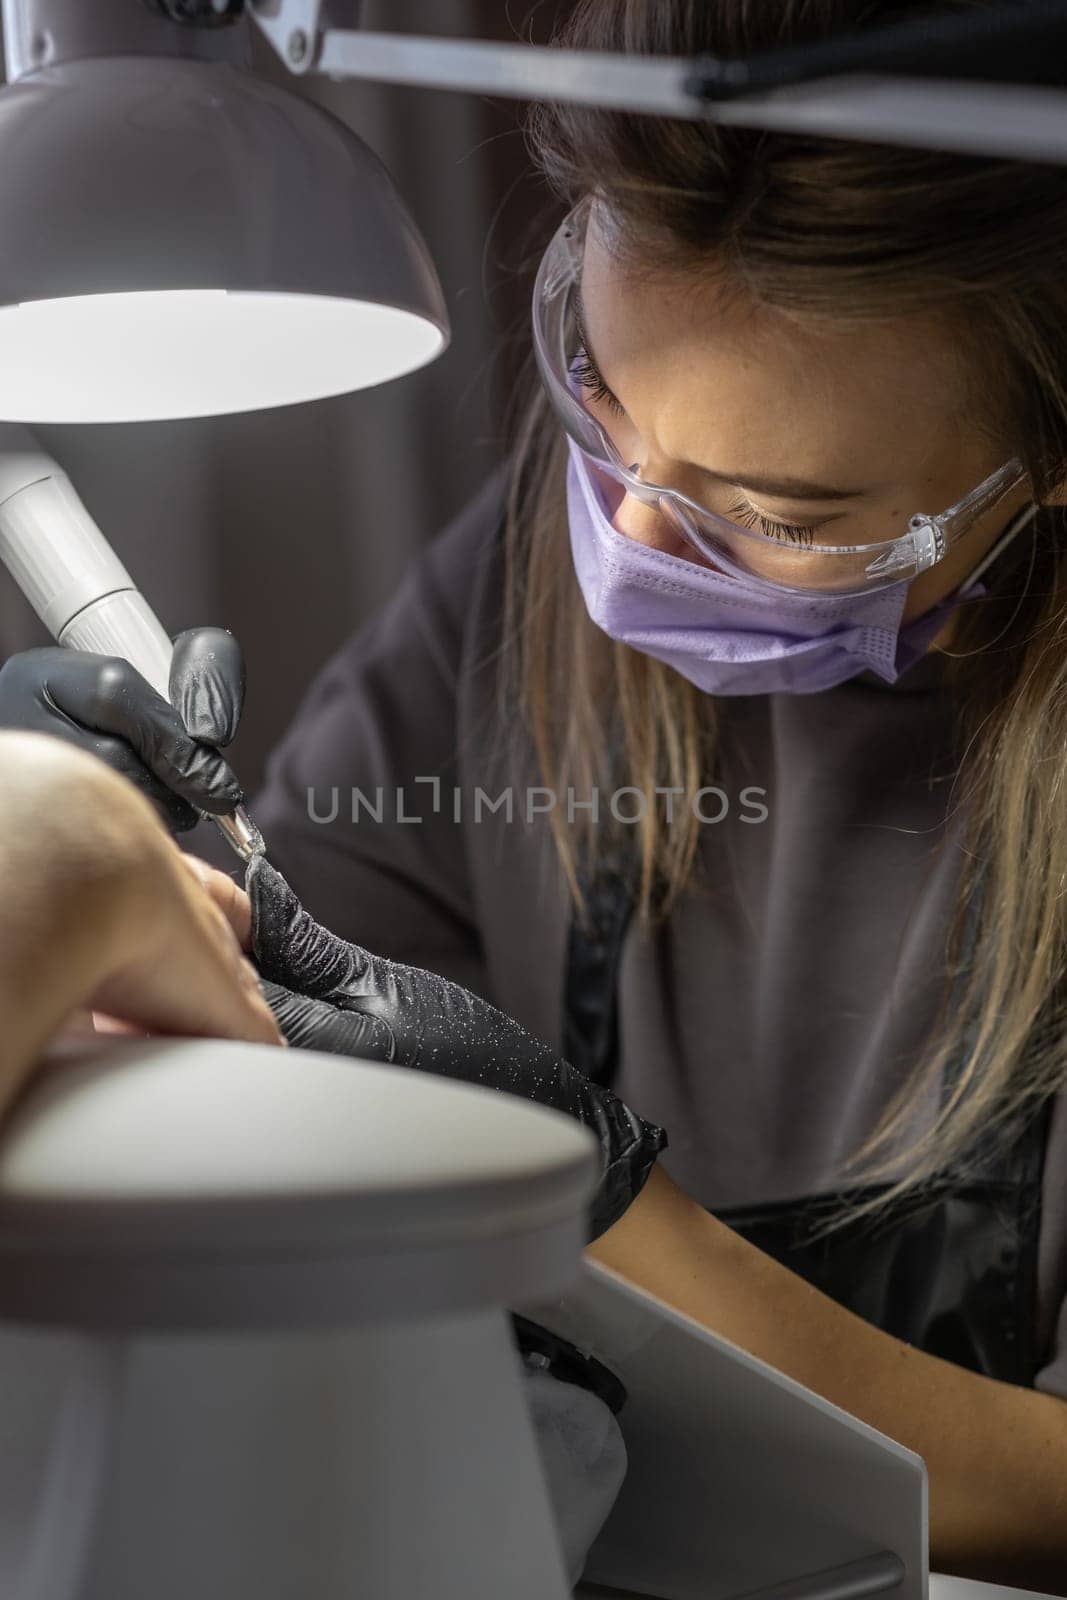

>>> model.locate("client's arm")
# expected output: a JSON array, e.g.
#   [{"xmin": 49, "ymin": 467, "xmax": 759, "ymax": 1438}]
[{"xmin": 0, "ymin": 731, "xmax": 282, "ymax": 1119}]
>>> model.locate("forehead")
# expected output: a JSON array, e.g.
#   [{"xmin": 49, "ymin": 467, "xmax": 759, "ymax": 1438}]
[{"xmin": 579, "ymin": 220, "xmax": 968, "ymax": 487}]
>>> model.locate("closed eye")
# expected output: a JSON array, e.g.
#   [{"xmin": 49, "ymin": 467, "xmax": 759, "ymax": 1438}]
[
  {"xmin": 573, "ymin": 347, "xmax": 627, "ymax": 418},
  {"xmin": 725, "ymin": 497, "xmax": 831, "ymax": 548},
  {"xmin": 573, "ymin": 303, "xmax": 626, "ymax": 418}
]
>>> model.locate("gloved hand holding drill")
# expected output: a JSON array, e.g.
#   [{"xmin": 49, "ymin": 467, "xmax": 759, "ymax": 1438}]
[{"xmin": 0, "ymin": 629, "xmax": 245, "ymax": 833}]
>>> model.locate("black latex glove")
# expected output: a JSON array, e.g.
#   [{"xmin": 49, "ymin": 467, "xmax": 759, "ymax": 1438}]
[
  {"xmin": 247, "ymin": 855, "xmax": 667, "ymax": 1241},
  {"xmin": 0, "ymin": 628, "xmax": 245, "ymax": 832}
]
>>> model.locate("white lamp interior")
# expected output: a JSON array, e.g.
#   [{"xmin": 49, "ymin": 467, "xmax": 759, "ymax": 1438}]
[{"xmin": 0, "ymin": 291, "xmax": 447, "ymax": 422}]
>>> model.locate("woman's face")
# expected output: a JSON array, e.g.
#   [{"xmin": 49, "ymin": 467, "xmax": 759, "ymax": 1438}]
[{"xmin": 578, "ymin": 218, "xmax": 1033, "ymax": 633}]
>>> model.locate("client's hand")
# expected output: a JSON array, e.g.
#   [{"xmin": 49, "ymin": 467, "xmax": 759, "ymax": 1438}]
[
  {"xmin": 0, "ymin": 732, "xmax": 282, "ymax": 1117},
  {"xmin": 89, "ymin": 843, "xmax": 280, "ymax": 1049},
  {"xmin": 246, "ymin": 855, "xmax": 666, "ymax": 1241}
]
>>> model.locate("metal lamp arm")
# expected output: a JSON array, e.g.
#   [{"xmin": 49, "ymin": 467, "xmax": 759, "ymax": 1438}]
[
  {"xmin": 134, "ymin": 0, "xmax": 1067, "ymax": 162},
  {"xmin": 239, "ymin": 0, "xmax": 1067, "ymax": 165}
]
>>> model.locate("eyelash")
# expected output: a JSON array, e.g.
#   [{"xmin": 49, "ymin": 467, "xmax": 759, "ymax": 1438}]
[
  {"xmin": 574, "ymin": 340, "xmax": 829, "ymax": 547},
  {"xmin": 573, "ymin": 347, "xmax": 626, "ymax": 417},
  {"xmin": 725, "ymin": 500, "xmax": 827, "ymax": 548}
]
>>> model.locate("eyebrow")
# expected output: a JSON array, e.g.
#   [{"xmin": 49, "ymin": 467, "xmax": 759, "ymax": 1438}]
[{"xmin": 574, "ymin": 283, "xmax": 869, "ymax": 505}]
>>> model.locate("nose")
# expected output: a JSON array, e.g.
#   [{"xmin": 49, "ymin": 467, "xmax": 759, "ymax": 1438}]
[
  {"xmin": 611, "ymin": 487, "xmax": 720, "ymax": 571},
  {"xmin": 612, "ymin": 490, "xmax": 682, "ymax": 553}
]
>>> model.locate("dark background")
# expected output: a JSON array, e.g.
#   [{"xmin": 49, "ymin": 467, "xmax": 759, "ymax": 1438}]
[{"xmin": 0, "ymin": 2, "xmax": 574, "ymax": 791}]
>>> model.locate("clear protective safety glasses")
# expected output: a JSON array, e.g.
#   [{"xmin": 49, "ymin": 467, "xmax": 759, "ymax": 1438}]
[{"xmin": 532, "ymin": 198, "xmax": 1030, "ymax": 596}]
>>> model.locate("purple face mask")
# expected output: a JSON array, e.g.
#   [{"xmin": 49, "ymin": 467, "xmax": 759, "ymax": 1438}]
[{"xmin": 565, "ymin": 439, "xmax": 1018, "ymax": 696}]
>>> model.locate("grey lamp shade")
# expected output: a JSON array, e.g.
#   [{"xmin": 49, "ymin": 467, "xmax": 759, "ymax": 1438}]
[{"xmin": 0, "ymin": 57, "xmax": 450, "ymax": 421}]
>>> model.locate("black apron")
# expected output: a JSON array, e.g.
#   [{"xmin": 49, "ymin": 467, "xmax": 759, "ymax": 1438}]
[{"xmin": 560, "ymin": 844, "xmax": 1053, "ymax": 1389}]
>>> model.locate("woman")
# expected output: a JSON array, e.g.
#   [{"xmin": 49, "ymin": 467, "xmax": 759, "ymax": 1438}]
[{"xmin": 2, "ymin": 0, "xmax": 1067, "ymax": 1585}]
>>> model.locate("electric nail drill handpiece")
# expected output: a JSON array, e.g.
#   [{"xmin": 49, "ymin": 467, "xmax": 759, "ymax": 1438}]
[{"xmin": 0, "ymin": 425, "xmax": 264, "ymax": 863}]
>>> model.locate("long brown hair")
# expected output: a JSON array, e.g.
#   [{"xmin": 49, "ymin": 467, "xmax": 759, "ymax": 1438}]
[{"xmin": 500, "ymin": 0, "xmax": 1067, "ymax": 1222}]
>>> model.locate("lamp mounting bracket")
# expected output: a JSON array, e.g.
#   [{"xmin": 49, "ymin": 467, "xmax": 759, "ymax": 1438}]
[{"xmin": 248, "ymin": 0, "xmax": 329, "ymax": 75}]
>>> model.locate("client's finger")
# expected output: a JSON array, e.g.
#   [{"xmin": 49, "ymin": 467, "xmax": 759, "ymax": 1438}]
[
  {"xmin": 178, "ymin": 853, "xmax": 252, "ymax": 951},
  {"xmin": 93, "ymin": 848, "xmax": 282, "ymax": 1048}
]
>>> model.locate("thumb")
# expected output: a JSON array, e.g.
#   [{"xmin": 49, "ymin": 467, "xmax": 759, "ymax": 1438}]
[
  {"xmin": 247, "ymin": 855, "xmax": 362, "ymax": 999},
  {"xmin": 170, "ymin": 627, "xmax": 245, "ymax": 746},
  {"xmin": 259, "ymin": 981, "xmax": 398, "ymax": 1060}
]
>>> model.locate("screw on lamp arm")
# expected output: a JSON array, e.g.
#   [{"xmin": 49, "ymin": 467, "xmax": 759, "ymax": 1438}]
[{"xmin": 247, "ymin": 0, "xmax": 361, "ymax": 76}]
